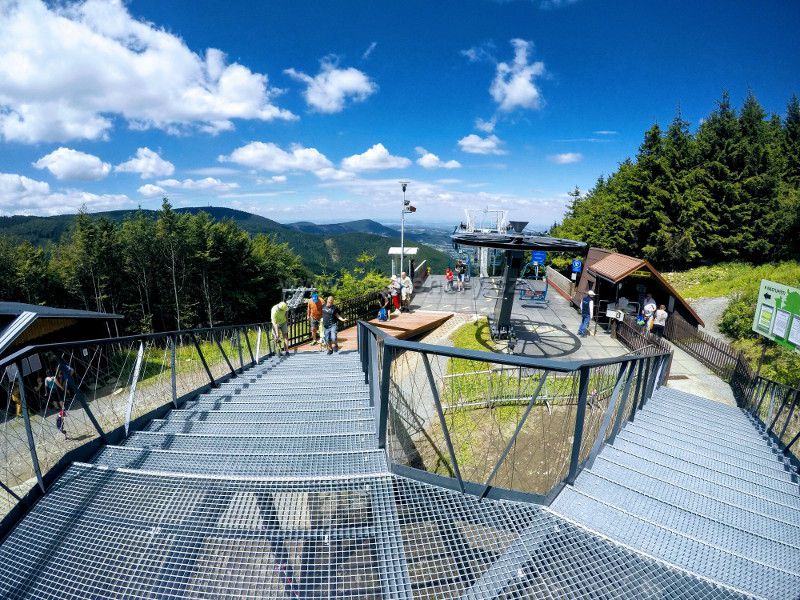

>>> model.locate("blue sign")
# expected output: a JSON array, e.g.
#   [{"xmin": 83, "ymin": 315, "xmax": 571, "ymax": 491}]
[
  {"xmin": 571, "ymin": 259, "xmax": 583, "ymax": 273},
  {"xmin": 531, "ymin": 251, "xmax": 547, "ymax": 265}
]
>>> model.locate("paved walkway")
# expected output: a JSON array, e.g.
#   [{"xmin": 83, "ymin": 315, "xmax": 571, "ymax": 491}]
[
  {"xmin": 666, "ymin": 344, "xmax": 737, "ymax": 407},
  {"xmin": 413, "ymin": 275, "xmax": 630, "ymax": 361}
]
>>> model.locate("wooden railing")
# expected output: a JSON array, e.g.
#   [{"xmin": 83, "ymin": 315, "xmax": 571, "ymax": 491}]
[{"xmin": 664, "ymin": 313, "xmax": 740, "ymax": 380}]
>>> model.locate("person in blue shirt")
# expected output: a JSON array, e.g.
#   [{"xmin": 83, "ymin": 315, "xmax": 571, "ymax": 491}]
[{"xmin": 578, "ymin": 289, "xmax": 595, "ymax": 337}]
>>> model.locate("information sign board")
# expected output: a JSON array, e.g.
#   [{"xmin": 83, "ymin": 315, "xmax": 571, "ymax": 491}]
[
  {"xmin": 571, "ymin": 259, "xmax": 583, "ymax": 273},
  {"xmin": 531, "ymin": 251, "xmax": 547, "ymax": 265},
  {"xmin": 752, "ymin": 279, "xmax": 800, "ymax": 354}
]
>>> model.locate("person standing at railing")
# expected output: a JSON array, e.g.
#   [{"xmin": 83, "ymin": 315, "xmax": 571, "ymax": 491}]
[
  {"xmin": 322, "ymin": 296, "xmax": 346, "ymax": 355},
  {"xmin": 578, "ymin": 289, "xmax": 595, "ymax": 337},
  {"xmin": 271, "ymin": 301, "xmax": 291, "ymax": 356},
  {"xmin": 389, "ymin": 276, "xmax": 402, "ymax": 315},
  {"xmin": 653, "ymin": 304, "xmax": 668, "ymax": 337},
  {"xmin": 306, "ymin": 293, "xmax": 324, "ymax": 346}
]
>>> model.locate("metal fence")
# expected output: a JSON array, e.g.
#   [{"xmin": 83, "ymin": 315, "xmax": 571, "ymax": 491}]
[
  {"xmin": 743, "ymin": 375, "xmax": 800, "ymax": 461},
  {"xmin": 0, "ymin": 321, "xmax": 274, "ymax": 529},
  {"xmin": 357, "ymin": 320, "xmax": 671, "ymax": 504}
]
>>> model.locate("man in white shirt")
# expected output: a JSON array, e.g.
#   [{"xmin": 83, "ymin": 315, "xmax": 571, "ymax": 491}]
[{"xmin": 400, "ymin": 271, "xmax": 413, "ymax": 312}]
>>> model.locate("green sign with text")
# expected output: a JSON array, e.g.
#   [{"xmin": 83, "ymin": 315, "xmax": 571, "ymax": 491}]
[{"xmin": 752, "ymin": 279, "xmax": 800, "ymax": 353}]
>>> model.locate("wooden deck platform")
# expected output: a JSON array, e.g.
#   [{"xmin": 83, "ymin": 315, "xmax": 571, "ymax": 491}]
[
  {"xmin": 294, "ymin": 310, "xmax": 453, "ymax": 353},
  {"xmin": 367, "ymin": 310, "xmax": 453, "ymax": 339}
]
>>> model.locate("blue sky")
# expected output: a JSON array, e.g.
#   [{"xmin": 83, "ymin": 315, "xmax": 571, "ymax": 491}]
[{"xmin": 1, "ymin": 0, "xmax": 798, "ymax": 225}]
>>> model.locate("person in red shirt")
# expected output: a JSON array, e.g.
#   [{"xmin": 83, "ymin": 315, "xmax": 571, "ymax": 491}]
[{"xmin": 445, "ymin": 267, "xmax": 454, "ymax": 292}]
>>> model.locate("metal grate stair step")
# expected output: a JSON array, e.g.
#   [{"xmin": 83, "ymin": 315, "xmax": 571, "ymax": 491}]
[
  {"xmin": 619, "ymin": 427, "xmax": 798, "ymax": 491},
  {"xmin": 551, "ymin": 486, "xmax": 800, "ymax": 599},
  {"xmin": 590, "ymin": 457, "xmax": 800, "ymax": 543},
  {"xmin": 93, "ymin": 446, "xmax": 389, "ymax": 478},
  {"xmin": 597, "ymin": 448, "xmax": 800, "ymax": 525},
  {"xmin": 124, "ymin": 430, "xmax": 379, "ymax": 453}
]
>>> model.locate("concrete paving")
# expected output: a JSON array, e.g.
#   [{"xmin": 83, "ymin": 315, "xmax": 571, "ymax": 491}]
[
  {"xmin": 413, "ymin": 275, "xmax": 630, "ymax": 361},
  {"xmin": 665, "ymin": 344, "xmax": 737, "ymax": 406}
]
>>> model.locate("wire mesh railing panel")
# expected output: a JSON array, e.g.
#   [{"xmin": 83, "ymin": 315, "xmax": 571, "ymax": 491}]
[
  {"xmin": 1, "ymin": 370, "xmax": 40, "ymax": 519},
  {"xmin": 575, "ymin": 362, "xmax": 625, "ymax": 465},
  {"xmin": 360, "ymin": 321, "xmax": 670, "ymax": 503}
]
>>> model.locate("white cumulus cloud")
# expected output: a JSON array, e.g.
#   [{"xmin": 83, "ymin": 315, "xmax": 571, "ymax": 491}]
[
  {"xmin": 32, "ymin": 147, "xmax": 111, "ymax": 180},
  {"xmin": 475, "ymin": 117, "xmax": 496, "ymax": 133},
  {"xmin": 0, "ymin": 0, "xmax": 295, "ymax": 143},
  {"xmin": 157, "ymin": 177, "xmax": 239, "ymax": 192},
  {"xmin": 138, "ymin": 184, "xmax": 167, "ymax": 198},
  {"xmin": 220, "ymin": 141, "xmax": 351, "ymax": 180},
  {"xmin": 415, "ymin": 147, "xmax": 461, "ymax": 169},
  {"xmin": 284, "ymin": 57, "xmax": 377, "ymax": 113},
  {"xmin": 457, "ymin": 134, "xmax": 506, "ymax": 155},
  {"xmin": 490, "ymin": 39, "xmax": 546, "ymax": 112},
  {"xmin": 116, "ymin": 148, "xmax": 175, "ymax": 179},
  {"xmin": 0, "ymin": 172, "xmax": 128, "ymax": 215},
  {"xmin": 548, "ymin": 152, "xmax": 583, "ymax": 164},
  {"xmin": 341, "ymin": 144, "xmax": 411, "ymax": 171}
]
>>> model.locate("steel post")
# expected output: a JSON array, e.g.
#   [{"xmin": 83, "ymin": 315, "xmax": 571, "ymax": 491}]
[{"xmin": 567, "ymin": 366, "xmax": 591, "ymax": 484}]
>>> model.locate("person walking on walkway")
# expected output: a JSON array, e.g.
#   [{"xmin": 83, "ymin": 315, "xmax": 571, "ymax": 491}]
[
  {"xmin": 271, "ymin": 301, "xmax": 291, "ymax": 356},
  {"xmin": 307, "ymin": 293, "xmax": 324, "ymax": 345},
  {"xmin": 390, "ymin": 276, "xmax": 402, "ymax": 315},
  {"xmin": 578, "ymin": 290, "xmax": 595, "ymax": 337},
  {"xmin": 445, "ymin": 267, "xmax": 454, "ymax": 293},
  {"xmin": 322, "ymin": 296, "xmax": 346, "ymax": 354},
  {"xmin": 455, "ymin": 260, "xmax": 467, "ymax": 292},
  {"xmin": 653, "ymin": 304, "xmax": 668, "ymax": 337},
  {"xmin": 400, "ymin": 271, "xmax": 413, "ymax": 312}
]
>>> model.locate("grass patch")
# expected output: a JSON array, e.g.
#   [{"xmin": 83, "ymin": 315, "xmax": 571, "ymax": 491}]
[{"xmin": 664, "ymin": 261, "xmax": 800, "ymax": 300}]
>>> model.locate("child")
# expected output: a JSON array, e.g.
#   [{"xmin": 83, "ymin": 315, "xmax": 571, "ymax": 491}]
[
  {"xmin": 445, "ymin": 267, "xmax": 454, "ymax": 292},
  {"xmin": 56, "ymin": 408, "xmax": 67, "ymax": 439}
]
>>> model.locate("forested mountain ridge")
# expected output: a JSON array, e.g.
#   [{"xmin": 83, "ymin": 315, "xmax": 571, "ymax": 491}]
[
  {"xmin": 0, "ymin": 202, "xmax": 448, "ymax": 333},
  {"xmin": 0, "ymin": 207, "xmax": 447, "ymax": 275},
  {"xmin": 552, "ymin": 92, "xmax": 800, "ymax": 269}
]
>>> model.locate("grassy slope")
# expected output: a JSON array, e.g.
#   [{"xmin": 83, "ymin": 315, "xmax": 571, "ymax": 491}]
[{"xmin": 664, "ymin": 261, "xmax": 800, "ymax": 300}]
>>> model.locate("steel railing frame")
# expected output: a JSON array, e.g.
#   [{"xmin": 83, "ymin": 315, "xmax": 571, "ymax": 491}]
[
  {"xmin": 357, "ymin": 320, "xmax": 671, "ymax": 505},
  {"xmin": 0, "ymin": 320, "xmax": 274, "ymax": 540}
]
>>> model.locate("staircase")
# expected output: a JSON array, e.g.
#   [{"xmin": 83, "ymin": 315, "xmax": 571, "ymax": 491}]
[
  {"xmin": 0, "ymin": 353, "xmax": 775, "ymax": 598},
  {"xmin": 552, "ymin": 386, "xmax": 800, "ymax": 599}
]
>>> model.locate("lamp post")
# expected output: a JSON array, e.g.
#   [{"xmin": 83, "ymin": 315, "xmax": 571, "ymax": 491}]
[{"xmin": 399, "ymin": 180, "xmax": 410, "ymax": 274}]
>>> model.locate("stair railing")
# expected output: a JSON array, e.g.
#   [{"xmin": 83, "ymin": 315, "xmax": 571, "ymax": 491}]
[
  {"xmin": 0, "ymin": 320, "xmax": 273, "ymax": 537},
  {"xmin": 357, "ymin": 320, "xmax": 671, "ymax": 505}
]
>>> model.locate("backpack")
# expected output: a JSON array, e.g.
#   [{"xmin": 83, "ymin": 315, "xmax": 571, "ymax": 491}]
[{"xmin": 378, "ymin": 308, "xmax": 388, "ymax": 321}]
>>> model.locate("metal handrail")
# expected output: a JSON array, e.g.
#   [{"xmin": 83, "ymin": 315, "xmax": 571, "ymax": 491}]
[{"xmin": 357, "ymin": 319, "xmax": 671, "ymax": 504}]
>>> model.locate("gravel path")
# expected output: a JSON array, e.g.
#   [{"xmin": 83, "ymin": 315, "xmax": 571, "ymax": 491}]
[{"xmin": 690, "ymin": 296, "xmax": 731, "ymax": 341}]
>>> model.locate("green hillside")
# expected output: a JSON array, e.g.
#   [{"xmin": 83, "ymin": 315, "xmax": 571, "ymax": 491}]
[{"xmin": 0, "ymin": 207, "xmax": 448, "ymax": 275}]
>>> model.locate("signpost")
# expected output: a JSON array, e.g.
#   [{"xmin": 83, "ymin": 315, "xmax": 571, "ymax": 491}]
[
  {"xmin": 751, "ymin": 279, "xmax": 800, "ymax": 354},
  {"xmin": 571, "ymin": 259, "xmax": 582, "ymax": 282}
]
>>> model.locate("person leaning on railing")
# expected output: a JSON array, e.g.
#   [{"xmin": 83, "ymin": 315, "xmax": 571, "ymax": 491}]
[{"xmin": 270, "ymin": 301, "xmax": 291, "ymax": 356}]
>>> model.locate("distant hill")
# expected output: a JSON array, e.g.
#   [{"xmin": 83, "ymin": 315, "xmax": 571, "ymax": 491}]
[
  {"xmin": 0, "ymin": 207, "xmax": 449, "ymax": 275},
  {"xmin": 286, "ymin": 219, "xmax": 400, "ymax": 238}
]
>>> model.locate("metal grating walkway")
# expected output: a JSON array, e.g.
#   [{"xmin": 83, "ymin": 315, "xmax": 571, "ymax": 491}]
[
  {"xmin": 0, "ymin": 352, "xmax": 762, "ymax": 598},
  {"xmin": 552, "ymin": 386, "xmax": 800, "ymax": 599}
]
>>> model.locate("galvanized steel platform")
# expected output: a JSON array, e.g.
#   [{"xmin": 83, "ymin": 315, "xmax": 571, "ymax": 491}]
[{"xmin": 0, "ymin": 352, "xmax": 778, "ymax": 598}]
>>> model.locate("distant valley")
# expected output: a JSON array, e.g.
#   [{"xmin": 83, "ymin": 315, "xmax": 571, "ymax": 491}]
[{"xmin": 0, "ymin": 207, "xmax": 451, "ymax": 275}]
